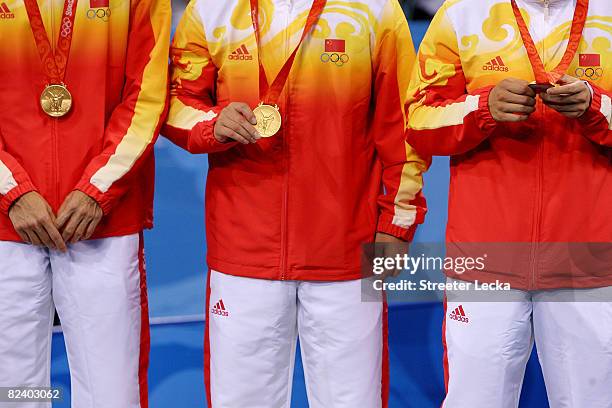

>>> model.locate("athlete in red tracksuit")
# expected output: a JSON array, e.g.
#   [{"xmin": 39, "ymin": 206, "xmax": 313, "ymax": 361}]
[
  {"xmin": 406, "ymin": 0, "xmax": 612, "ymax": 406},
  {"xmin": 164, "ymin": 0, "xmax": 427, "ymax": 406},
  {"xmin": 0, "ymin": 1, "xmax": 170, "ymax": 407}
]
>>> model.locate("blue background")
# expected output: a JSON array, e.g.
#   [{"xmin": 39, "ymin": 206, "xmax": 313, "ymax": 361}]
[{"xmin": 49, "ymin": 21, "xmax": 550, "ymax": 407}]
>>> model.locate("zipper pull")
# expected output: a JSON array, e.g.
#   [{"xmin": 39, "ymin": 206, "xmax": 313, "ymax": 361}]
[{"xmin": 544, "ymin": 0, "xmax": 550, "ymax": 21}]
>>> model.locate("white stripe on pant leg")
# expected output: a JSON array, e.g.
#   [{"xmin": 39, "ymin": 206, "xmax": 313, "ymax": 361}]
[
  {"xmin": 51, "ymin": 234, "xmax": 143, "ymax": 408},
  {"xmin": 443, "ymin": 279, "xmax": 534, "ymax": 408},
  {"xmin": 533, "ymin": 288, "xmax": 612, "ymax": 408},
  {"xmin": 297, "ymin": 279, "xmax": 383, "ymax": 408},
  {"xmin": 0, "ymin": 243, "xmax": 52, "ymax": 408},
  {"xmin": 208, "ymin": 270, "xmax": 298, "ymax": 408}
]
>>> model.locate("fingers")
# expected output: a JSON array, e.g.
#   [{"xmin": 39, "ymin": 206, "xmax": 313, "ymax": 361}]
[
  {"xmin": 500, "ymin": 92, "xmax": 536, "ymax": 107},
  {"xmin": 41, "ymin": 205, "xmax": 67, "ymax": 251},
  {"xmin": 541, "ymin": 82, "xmax": 591, "ymax": 118},
  {"xmin": 15, "ymin": 229, "xmax": 30, "ymax": 244},
  {"xmin": 546, "ymin": 81, "xmax": 584, "ymax": 96},
  {"xmin": 541, "ymin": 93, "xmax": 587, "ymax": 105},
  {"xmin": 56, "ymin": 206, "xmax": 72, "ymax": 230},
  {"xmin": 61, "ymin": 212, "xmax": 81, "ymax": 242},
  {"xmin": 83, "ymin": 214, "xmax": 102, "ymax": 241},
  {"xmin": 490, "ymin": 80, "xmax": 538, "ymax": 122},
  {"xmin": 55, "ymin": 192, "xmax": 75, "ymax": 228},
  {"xmin": 70, "ymin": 218, "xmax": 90, "ymax": 244},
  {"xmin": 33, "ymin": 223, "xmax": 56, "ymax": 249},
  {"xmin": 225, "ymin": 120, "xmax": 256, "ymax": 143},
  {"xmin": 499, "ymin": 103, "xmax": 536, "ymax": 115},
  {"xmin": 232, "ymin": 103, "xmax": 257, "ymax": 125},
  {"xmin": 495, "ymin": 112, "xmax": 530, "ymax": 122},
  {"xmin": 226, "ymin": 110, "xmax": 260, "ymax": 142},
  {"xmin": 215, "ymin": 125, "xmax": 253, "ymax": 145},
  {"xmin": 25, "ymin": 229, "xmax": 43, "ymax": 247},
  {"xmin": 215, "ymin": 103, "xmax": 262, "ymax": 144},
  {"xmin": 41, "ymin": 218, "xmax": 67, "ymax": 252},
  {"xmin": 502, "ymin": 79, "xmax": 536, "ymax": 97}
]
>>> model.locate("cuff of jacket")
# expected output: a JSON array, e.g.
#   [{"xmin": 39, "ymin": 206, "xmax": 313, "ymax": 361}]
[
  {"xmin": 377, "ymin": 215, "xmax": 417, "ymax": 242},
  {"xmin": 577, "ymin": 85, "xmax": 611, "ymax": 143},
  {"xmin": 191, "ymin": 107, "xmax": 238, "ymax": 154},
  {"xmin": 475, "ymin": 86, "xmax": 498, "ymax": 135},
  {"xmin": 0, "ymin": 182, "xmax": 37, "ymax": 215},
  {"xmin": 580, "ymin": 84, "xmax": 603, "ymax": 122},
  {"xmin": 74, "ymin": 181, "xmax": 115, "ymax": 216}
]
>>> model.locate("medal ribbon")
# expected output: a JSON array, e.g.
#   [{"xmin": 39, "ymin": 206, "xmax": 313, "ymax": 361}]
[
  {"xmin": 24, "ymin": 0, "xmax": 79, "ymax": 85},
  {"xmin": 250, "ymin": 0, "xmax": 327, "ymax": 105},
  {"xmin": 511, "ymin": 0, "xmax": 589, "ymax": 84}
]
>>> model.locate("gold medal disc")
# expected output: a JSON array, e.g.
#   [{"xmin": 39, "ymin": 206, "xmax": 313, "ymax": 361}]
[
  {"xmin": 40, "ymin": 84, "xmax": 73, "ymax": 117},
  {"xmin": 253, "ymin": 103, "xmax": 282, "ymax": 137}
]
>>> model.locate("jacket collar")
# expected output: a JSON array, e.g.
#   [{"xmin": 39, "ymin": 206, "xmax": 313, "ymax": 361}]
[{"xmin": 517, "ymin": 0, "xmax": 571, "ymax": 7}]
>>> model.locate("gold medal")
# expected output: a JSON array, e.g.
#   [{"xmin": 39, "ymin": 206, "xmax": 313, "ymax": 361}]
[
  {"xmin": 40, "ymin": 84, "xmax": 73, "ymax": 118},
  {"xmin": 250, "ymin": 0, "xmax": 325, "ymax": 139},
  {"xmin": 528, "ymin": 82, "xmax": 555, "ymax": 94},
  {"xmin": 253, "ymin": 103, "xmax": 282, "ymax": 137}
]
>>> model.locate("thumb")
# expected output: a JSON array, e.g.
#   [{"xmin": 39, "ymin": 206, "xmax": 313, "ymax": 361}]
[{"xmin": 236, "ymin": 103, "xmax": 257, "ymax": 125}]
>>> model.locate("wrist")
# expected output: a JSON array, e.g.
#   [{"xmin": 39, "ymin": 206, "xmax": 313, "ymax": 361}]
[
  {"xmin": 213, "ymin": 127, "xmax": 229, "ymax": 144},
  {"xmin": 1, "ymin": 183, "xmax": 38, "ymax": 216}
]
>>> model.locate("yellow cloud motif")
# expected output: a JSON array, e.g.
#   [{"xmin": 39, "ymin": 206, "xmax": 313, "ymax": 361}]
[
  {"xmin": 482, "ymin": 2, "xmax": 519, "ymax": 42},
  {"xmin": 593, "ymin": 36, "xmax": 611, "ymax": 53},
  {"xmin": 460, "ymin": 35, "xmax": 479, "ymax": 59},
  {"xmin": 262, "ymin": 1, "xmax": 375, "ymax": 56},
  {"xmin": 212, "ymin": 27, "xmax": 226, "ymax": 40},
  {"xmin": 456, "ymin": 2, "xmax": 525, "ymax": 64}
]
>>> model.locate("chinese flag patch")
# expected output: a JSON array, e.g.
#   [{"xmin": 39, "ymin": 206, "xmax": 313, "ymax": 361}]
[
  {"xmin": 579, "ymin": 54, "xmax": 600, "ymax": 67},
  {"xmin": 90, "ymin": 0, "xmax": 109, "ymax": 8},
  {"xmin": 325, "ymin": 39, "xmax": 345, "ymax": 53}
]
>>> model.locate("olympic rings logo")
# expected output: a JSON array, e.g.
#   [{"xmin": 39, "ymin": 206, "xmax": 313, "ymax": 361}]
[
  {"xmin": 60, "ymin": 17, "xmax": 72, "ymax": 37},
  {"xmin": 87, "ymin": 7, "xmax": 111, "ymax": 22},
  {"xmin": 575, "ymin": 67, "xmax": 603, "ymax": 80},
  {"xmin": 320, "ymin": 53, "xmax": 350, "ymax": 67}
]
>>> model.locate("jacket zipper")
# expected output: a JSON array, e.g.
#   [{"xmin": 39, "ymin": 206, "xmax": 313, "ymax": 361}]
[
  {"xmin": 530, "ymin": 107, "xmax": 544, "ymax": 290},
  {"xmin": 530, "ymin": 4, "xmax": 549, "ymax": 289},
  {"xmin": 50, "ymin": 0, "xmax": 60, "ymax": 208},
  {"xmin": 279, "ymin": 2, "xmax": 292, "ymax": 281}
]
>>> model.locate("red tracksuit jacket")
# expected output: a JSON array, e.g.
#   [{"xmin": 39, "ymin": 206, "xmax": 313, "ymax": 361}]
[
  {"xmin": 0, "ymin": 0, "xmax": 170, "ymax": 241},
  {"xmin": 406, "ymin": 0, "xmax": 611, "ymax": 290},
  {"xmin": 164, "ymin": 0, "xmax": 427, "ymax": 281}
]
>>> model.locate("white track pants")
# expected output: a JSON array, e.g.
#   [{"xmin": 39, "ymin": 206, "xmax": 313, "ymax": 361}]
[
  {"xmin": 442, "ymin": 280, "xmax": 612, "ymax": 408},
  {"xmin": 0, "ymin": 234, "xmax": 149, "ymax": 408},
  {"xmin": 205, "ymin": 270, "xmax": 387, "ymax": 408}
]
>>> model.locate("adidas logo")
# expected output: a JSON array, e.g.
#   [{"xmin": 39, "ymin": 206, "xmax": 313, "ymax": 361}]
[
  {"xmin": 449, "ymin": 305, "xmax": 469, "ymax": 323},
  {"xmin": 228, "ymin": 44, "xmax": 253, "ymax": 61},
  {"xmin": 483, "ymin": 56, "xmax": 509, "ymax": 72},
  {"xmin": 211, "ymin": 299, "xmax": 229, "ymax": 317},
  {"xmin": 0, "ymin": 3, "xmax": 15, "ymax": 19}
]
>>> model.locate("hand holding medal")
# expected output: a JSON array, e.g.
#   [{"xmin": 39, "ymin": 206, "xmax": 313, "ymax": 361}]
[
  {"xmin": 489, "ymin": 78, "xmax": 536, "ymax": 122},
  {"xmin": 249, "ymin": 0, "xmax": 326, "ymax": 138},
  {"xmin": 214, "ymin": 0, "xmax": 326, "ymax": 142},
  {"xmin": 540, "ymin": 74, "xmax": 593, "ymax": 118},
  {"xmin": 488, "ymin": 0, "xmax": 590, "ymax": 122},
  {"xmin": 510, "ymin": 0, "xmax": 589, "ymax": 93},
  {"xmin": 214, "ymin": 102, "xmax": 261, "ymax": 144}
]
